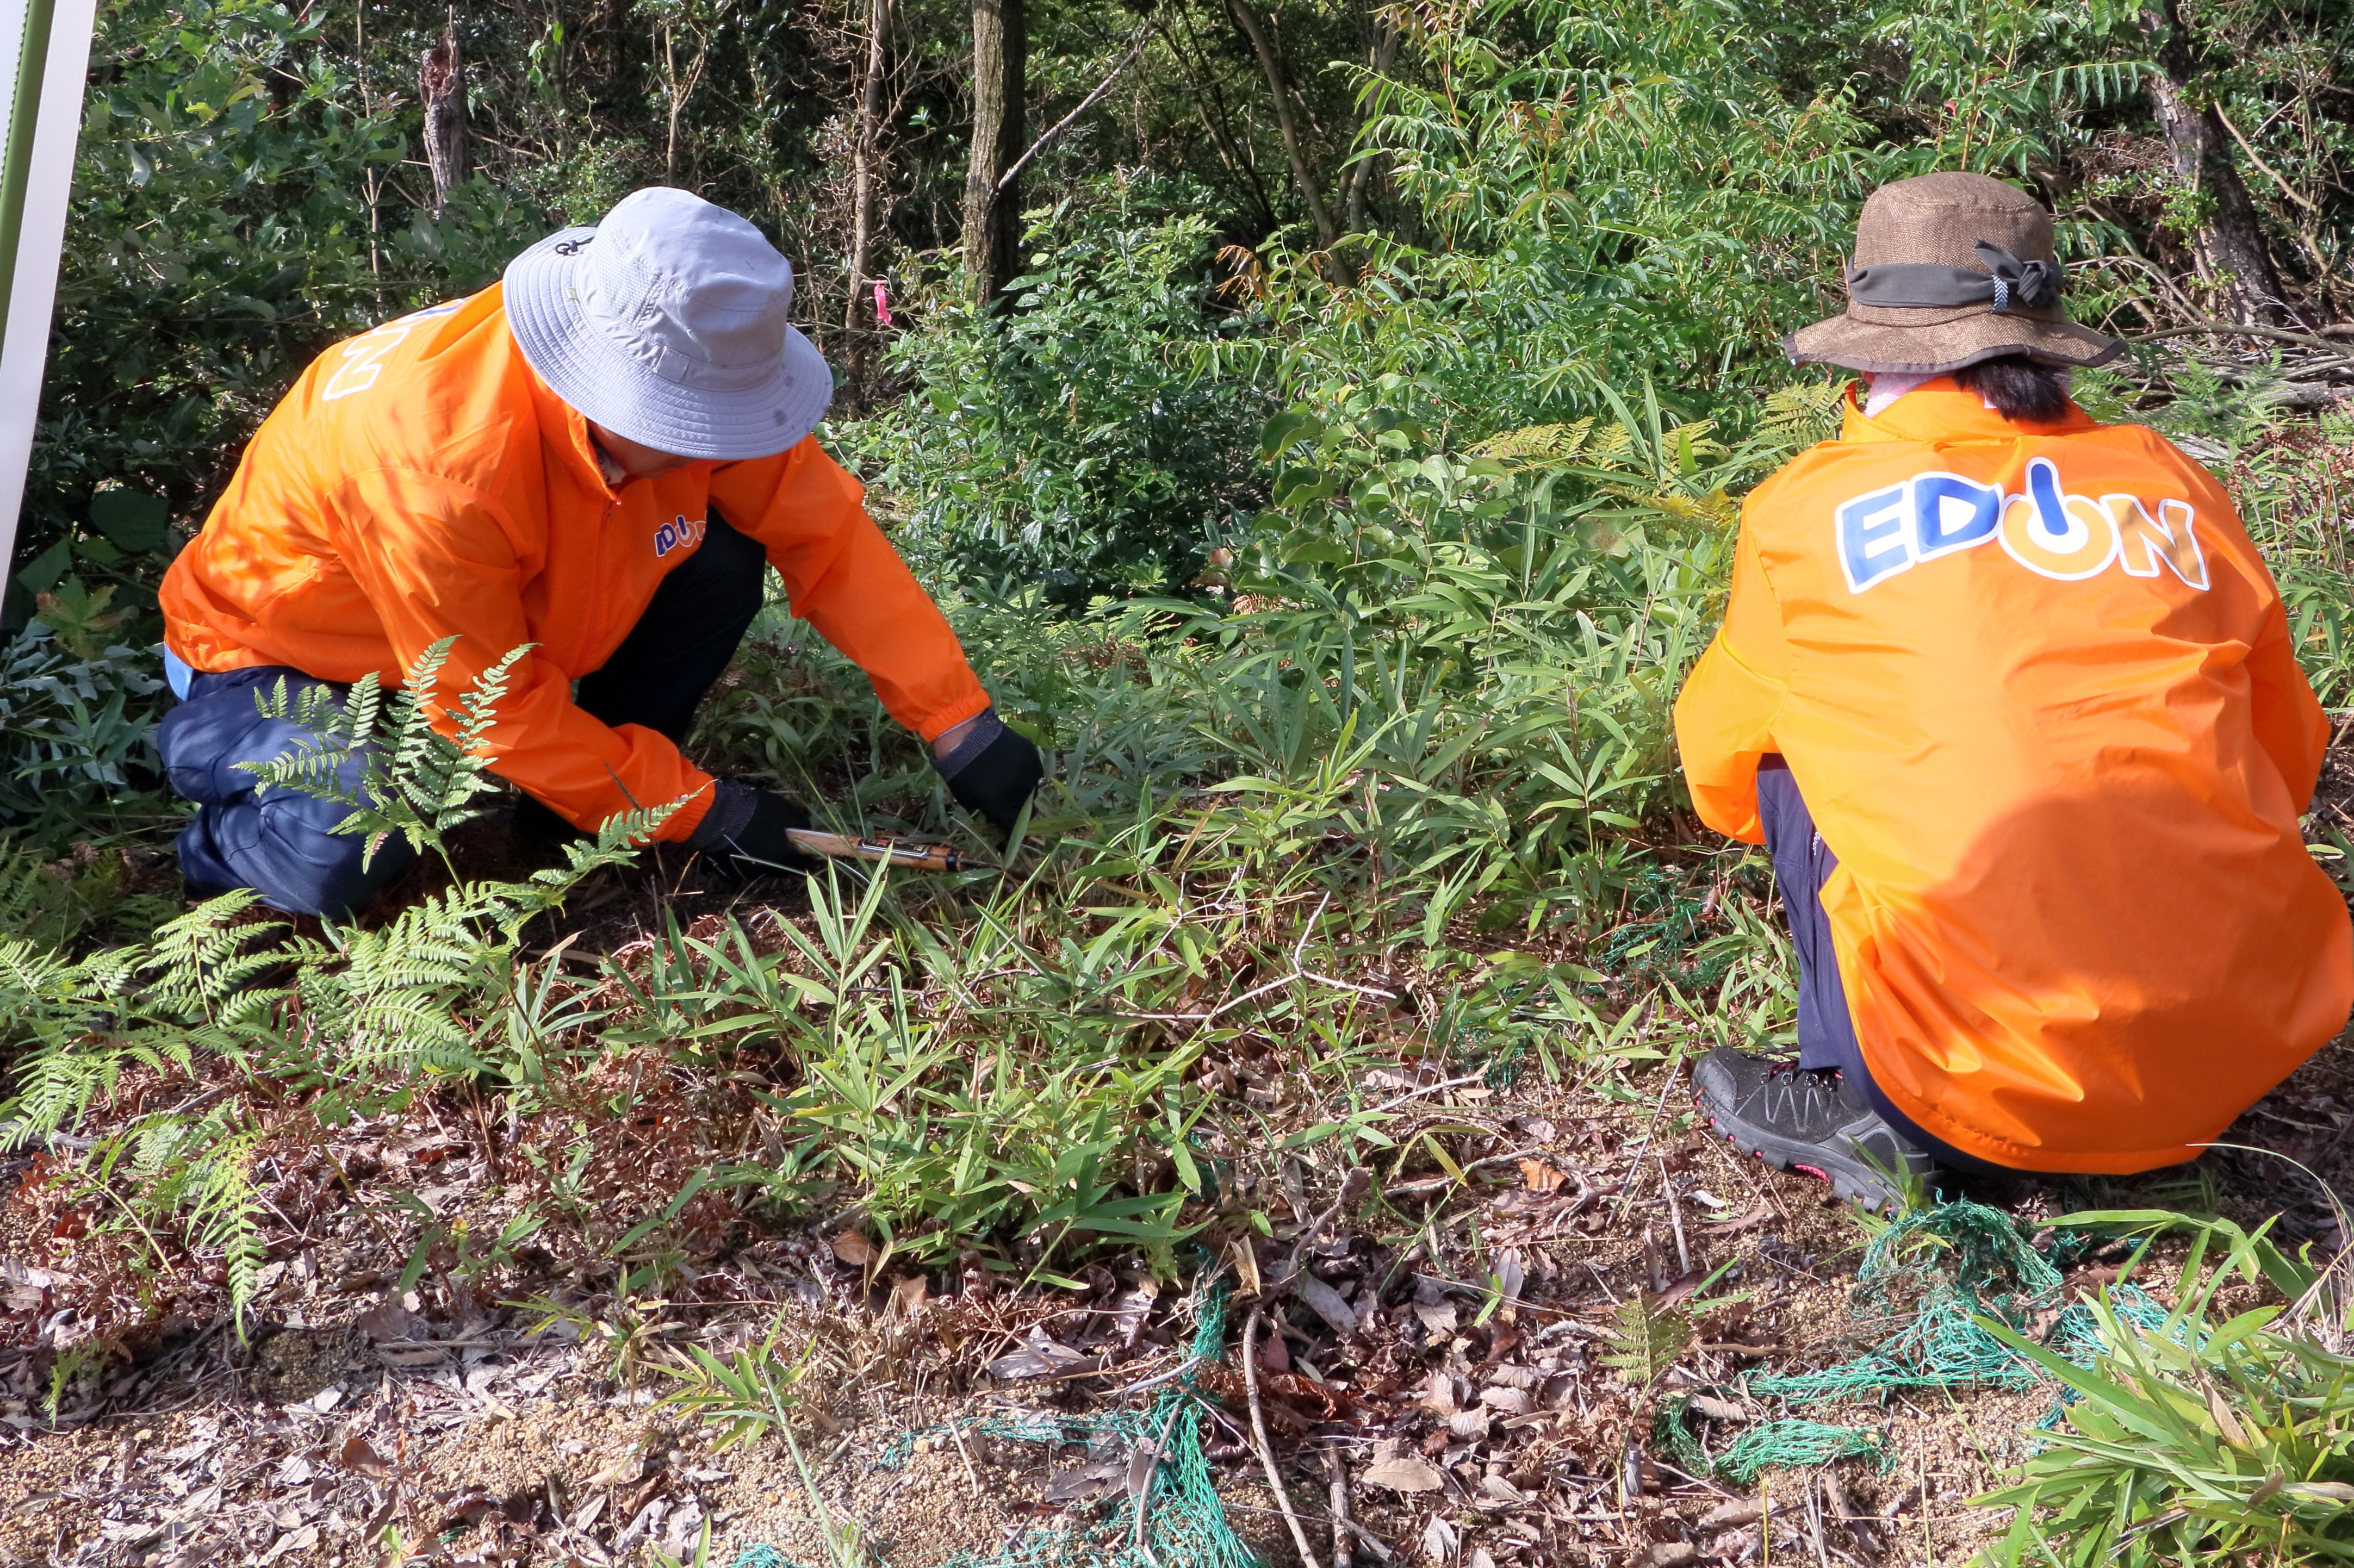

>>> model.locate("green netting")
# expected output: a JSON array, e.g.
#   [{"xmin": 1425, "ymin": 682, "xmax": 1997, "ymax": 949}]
[
  {"xmin": 1743, "ymin": 1199, "xmax": 2176, "ymax": 1407},
  {"xmin": 1750, "ymin": 1198, "xmax": 2077, "ymax": 1403},
  {"xmin": 1654, "ymin": 1402, "xmax": 1891, "ymax": 1487},
  {"xmin": 732, "ymin": 1285, "xmax": 1257, "ymax": 1568},
  {"xmin": 1653, "ymin": 1200, "xmax": 2182, "ymax": 1484}
]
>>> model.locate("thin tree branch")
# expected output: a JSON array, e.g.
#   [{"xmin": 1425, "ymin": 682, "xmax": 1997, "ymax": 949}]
[
  {"xmin": 995, "ymin": 24, "xmax": 1154, "ymax": 197},
  {"xmin": 1243, "ymin": 1304, "xmax": 1328, "ymax": 1568}
]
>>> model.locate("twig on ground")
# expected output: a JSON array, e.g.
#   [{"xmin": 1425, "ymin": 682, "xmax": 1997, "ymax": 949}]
[
  {"xmin": 1383, "ymin": 1146, "xmax": 1548, "ymax": 1198},
  {"xmin": 1663, "ymin": 1162, "xmax": 1692, "ymax": 1275},
  {"xmin": 2125, "ymin": 320, "xmax": 2354, "ymax": 358},
  {"xmin": 1337, "ymin": 1514, "xmax": 1394, "ymax": 1563},
  {"xmin": 948, "ymin": 1415, "xmax": 982, "ymax": 1497},
  {"xmin": 1364, "ymin": 1073, "xmax": 1488, "ymax": 1119},
  {"xmin": 1131, "ymin": 1401, "xmax": 1183, "ymax": 1565},
  {"xmin": 1242, "ymin": 1304, "xmax": 1326, "ymax": 1568},
  {"xmin": 1613, "ymin": 1044, "xmax": 1686, "ymax": 1223},
  {"xmin": 1323, "ymin": 1443, "xmax": 1359, "ymax": 1567}
]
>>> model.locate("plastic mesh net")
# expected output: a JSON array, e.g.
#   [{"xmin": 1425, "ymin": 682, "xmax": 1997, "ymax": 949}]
[
  {"xmin": 1653, "ymin": 1403, "xmax": 1890, "ymax": 1488},
  {"xmin": 1748, "ymin": 1199, "xmax": 2169, "ymax": 1405},
  {"xmin": 1654, "ymin": 1199, "xmax": 2176, "ymax": 1481},
  {"xmin": 731, "ymin": 1285, "xmax": 1256, "ymax": 1568}
]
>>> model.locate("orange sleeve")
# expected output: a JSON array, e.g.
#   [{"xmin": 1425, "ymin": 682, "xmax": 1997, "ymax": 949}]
[
  {"xmin": 331, "ymin": 468, "xmax": 717, "ymax": 841},
  {"xmin": 2247, "ymin": 596, "xmax": 2331, "ymax": 808},
  {"xmin": 707, "ymin": 440, "xmax": 990, "ymax": 743},
  {"xmin": 1673, "ymin": 505, "xmax": 1793, "ymax": 843}
]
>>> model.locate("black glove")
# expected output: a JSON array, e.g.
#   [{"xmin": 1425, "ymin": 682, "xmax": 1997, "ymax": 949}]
[
  {"xmin": 935, "ymin": 710, "xmax": 1044, "ymax": 831},
  {"xmin": 691, "ymin": 779, "xmax": 820, "ymax": 870}
]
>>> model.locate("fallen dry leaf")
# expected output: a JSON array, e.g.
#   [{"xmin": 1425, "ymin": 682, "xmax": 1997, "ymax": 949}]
[
  {"xmin": 1296, "ymin": 1274, "xmax": 1358, "ymax": 1336},
  {"xmin": 830, "ymin": 1231, "xmax": 877, "ymax": 1267},
  {"xmin": 338, "ymin": 1434, "xmax": 389, "ymax": 1479},
  {"xmin": 889, "ymin": 1273, "xmax": 929, "ymax": 1317},
  {"xmin": 1363, "ymin": 1455, "xmax": 1444, "ymax": 1494},
  {"xmin": 1517, "ymin": 1158, "xmax": 1568, "ymax": 1193}
]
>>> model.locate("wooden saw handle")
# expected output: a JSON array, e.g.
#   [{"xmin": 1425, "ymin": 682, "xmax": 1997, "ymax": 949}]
[{"xmin": 784, "ymin": 827, "xmax": 979, "ymax": 873}]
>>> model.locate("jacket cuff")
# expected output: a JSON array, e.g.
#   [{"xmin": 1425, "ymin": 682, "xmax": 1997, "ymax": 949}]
[
  {"xmin": 688, "ymin": 779, "xmax": 760, "ymax": 850},
  {"xmin": 931, "ymin": 708, "xmax": 1005, "ymax": 782}
]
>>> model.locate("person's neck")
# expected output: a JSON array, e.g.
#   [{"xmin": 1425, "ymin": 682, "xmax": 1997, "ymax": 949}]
[{"xmin": 585, "ymin": 428, "xmax": 629, "ymax": 489}]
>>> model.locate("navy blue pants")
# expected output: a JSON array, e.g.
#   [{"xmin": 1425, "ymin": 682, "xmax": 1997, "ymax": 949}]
[
  {"xmin": 160, "ymin": 513, "xmax": 767, "ymax": 918},
  {"xmin": 1755, "ymin": 756, "xmax": 2005, "ymax": 1174}
]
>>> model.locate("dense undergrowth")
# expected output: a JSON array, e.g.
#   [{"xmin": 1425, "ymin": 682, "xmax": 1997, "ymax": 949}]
[{"xmin": 9, "ymin": 0, "xmax": 2354, "ymax": 1559}]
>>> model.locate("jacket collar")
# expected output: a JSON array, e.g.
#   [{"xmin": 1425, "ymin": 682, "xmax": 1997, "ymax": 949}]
[
  {"xmin": 1837, "ymin": 377, "xmax": 2098, "ymax": 445},
  {"xmin": 519, "ymin": 332, "xmax": 623, "ymax": 502}
]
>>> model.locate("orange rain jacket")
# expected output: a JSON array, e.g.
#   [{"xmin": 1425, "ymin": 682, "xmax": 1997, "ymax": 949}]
[
  {"xmin": 162, "ymin": 286, "xmax": 991, "ymax": 843},
  {"xmin": 1675, "ymin": 382, "xmax": 2352, "ymax": 1173}
]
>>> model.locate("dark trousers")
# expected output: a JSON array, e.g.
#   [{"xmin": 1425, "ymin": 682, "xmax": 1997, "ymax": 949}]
[
  {"xmin": 1755, "ymin": 756, "xmax": 2007, "ymax": 1174},
  {"xmin": 161, "ymin": 513, "xmax": 767, "ymax": 917}
]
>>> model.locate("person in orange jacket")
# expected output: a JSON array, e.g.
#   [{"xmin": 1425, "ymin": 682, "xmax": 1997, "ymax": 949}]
[
  {"xmin": 158, "ymin": 188, "xmax": 1042, "ymax": 917},
  {"xmin": 1678, "ymin": 172, "xmax": 2352, "ymax": 1208}
]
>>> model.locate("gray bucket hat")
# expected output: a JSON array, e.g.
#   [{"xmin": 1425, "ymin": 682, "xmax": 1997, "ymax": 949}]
[
  {"xmin": 1787, "ymin": 172, "xmax": 2122, "ymax": 376},
  {"xmin": 504, "ymin": 187, "xmax": 834, "ymax": 461}
]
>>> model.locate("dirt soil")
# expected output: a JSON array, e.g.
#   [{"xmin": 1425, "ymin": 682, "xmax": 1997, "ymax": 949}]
[
  {"xmin": 1, "ymin": 1025, "xmax": 2345, "ymax": 1568},
  {"xmin": 1, "ymin": 735, "xmax": 2349, "ymax": 1568}
]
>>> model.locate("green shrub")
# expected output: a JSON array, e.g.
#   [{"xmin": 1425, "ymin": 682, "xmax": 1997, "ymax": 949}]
[{"xmin": 852, "ymin": 175, "xmax": 1274, "ymax": 603}]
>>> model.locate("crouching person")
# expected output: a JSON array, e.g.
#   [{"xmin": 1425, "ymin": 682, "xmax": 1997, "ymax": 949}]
[
  {"xmin": 158, "ymin": 188, "xmax": 1042, "ymax": 917},
  {"xmin": 1676, "ymin": 172, "xmax": 2352, "ymax": 1206}
]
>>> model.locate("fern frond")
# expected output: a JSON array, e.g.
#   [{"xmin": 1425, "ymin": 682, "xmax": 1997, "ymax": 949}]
[{"xmin": 1600, "ymin": 1295, "xmax": 1693, "ymax": 1387}]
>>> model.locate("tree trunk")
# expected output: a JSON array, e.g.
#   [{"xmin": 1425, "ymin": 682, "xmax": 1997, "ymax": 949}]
[
  {"xmin": 960, "ymin": 0, "xmax": 1026, "ymax": 307},
  {"xmin": 1226, "ymin": 0, "xmax": 1338, "ymax": 254},
  {"xmin": 1343, "ymin": 9, "xmax": 1398, "ymax": 235},
  {"xmin": 845, "ymin": 0, "xmax": 890, "ymax": 340},
  {"xmin": 2139, "ymin": 0, "xmax": 2285, "ymax": 325},
  {"xmin": 420, "ymin": 22, "xmax": 467, "ymax": 216}
]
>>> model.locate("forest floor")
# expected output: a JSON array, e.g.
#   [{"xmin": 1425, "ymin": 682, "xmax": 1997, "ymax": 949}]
[{"xmin": 0, "ymin": 734, "xmax": 2348, "ymax": 1568}]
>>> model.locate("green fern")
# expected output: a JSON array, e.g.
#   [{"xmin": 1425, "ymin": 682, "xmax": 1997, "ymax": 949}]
[
  {"xmin": 0, "ymin": 640, "xmax": 662, "ymax": 1330},
  {"xmin": 1759, "ymin": 378, "xmax": 1851, "ymax": 455},
  {"xmin": 241, "ymin": 637, "xmax": 534, "ymax": 870},
  {"xmin": 1600, "ymin": 1294, "xmax": 1694, "ymax": 1387}
]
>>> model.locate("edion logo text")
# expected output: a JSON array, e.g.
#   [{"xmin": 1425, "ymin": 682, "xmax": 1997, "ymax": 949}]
[
  {"xmin": 655, "ymin": 513, "xmax": 706, "ymax": 558},
  {"xmin": 1836, "ymin": 457, "xmax": 2209, "ymax": 595}
]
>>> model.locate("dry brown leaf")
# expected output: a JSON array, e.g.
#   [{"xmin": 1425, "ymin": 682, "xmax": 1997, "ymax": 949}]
[
  {"xmin": 830, "ymin": 1231, "xmax": 877, "ymax": 1267},
  {"xmin": 1231, "ymin": 1237, "xmax": 1262, "ymax": 1297},
  {"xmin": 1517, "ymin": 1159, "xmax": 1568, "ymax": 1193},
  {"xmin": 1297, "ymin": 1275, "xmax": 1358, "ymax": 1337},
  {"xmin": 1362, "ymin": 1455, "xmax": 1444, "ymax": 1493},
  {"xmin": 889, "ymin": 1273, "xmax": 929, "ymax": 1318},
  {"xmin": 338, "ymin": 1434, "xmax": 389, "ymax": 1479}
]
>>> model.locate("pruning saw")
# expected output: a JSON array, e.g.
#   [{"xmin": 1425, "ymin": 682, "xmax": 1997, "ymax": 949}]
[{"xmin": 784, "ymin": 827, "xmax": 982, "ymax": 873}]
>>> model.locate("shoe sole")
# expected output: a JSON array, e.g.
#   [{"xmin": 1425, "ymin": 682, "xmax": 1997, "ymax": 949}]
[{"xmin": 1694, "ymin": 1092, "xmax": 1900, "ymax": 1216}]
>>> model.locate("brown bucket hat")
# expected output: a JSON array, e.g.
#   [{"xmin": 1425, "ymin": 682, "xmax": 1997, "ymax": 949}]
[{"xmin": 1787, "ymin": 171, "xmax": 2121, "ymax": 375}]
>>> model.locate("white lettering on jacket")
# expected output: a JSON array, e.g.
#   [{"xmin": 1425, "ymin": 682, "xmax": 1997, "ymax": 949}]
[{"xmin": 1836, "ymin": 459, "xmax": 2208, "ymax": 594}]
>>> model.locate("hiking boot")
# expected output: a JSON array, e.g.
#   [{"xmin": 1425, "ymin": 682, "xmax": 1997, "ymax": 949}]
[{"xmin": 1692, "ymin": 1047, "xmax": 1935, "ymax": 1214}]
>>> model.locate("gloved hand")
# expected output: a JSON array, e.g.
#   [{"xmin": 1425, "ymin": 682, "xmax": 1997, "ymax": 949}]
[
  {"xmin": 691, "ymin": 779, "xmax": 821, "ymax": 870},
  {"xmin": 934, "ymin": 710, "xmax": 1044, "ymax": 831}
]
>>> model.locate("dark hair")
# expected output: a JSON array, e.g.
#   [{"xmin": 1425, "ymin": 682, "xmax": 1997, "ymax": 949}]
[{"xmin": 1952, "ymin": 355, "xmax": 2071, "ymax": 424}]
